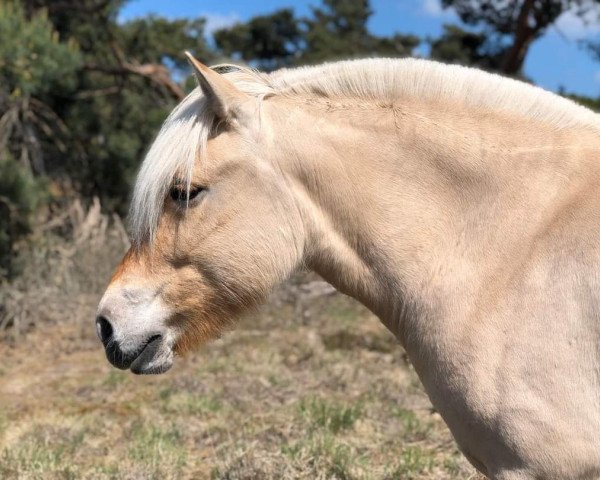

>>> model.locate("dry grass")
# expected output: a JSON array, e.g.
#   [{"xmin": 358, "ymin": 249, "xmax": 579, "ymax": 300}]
[
  {"xmin": 0, "ymin": 198, "xmax": 129, "ymax": 341},
  {"xmin": 0, "ymin": 203, "xmax": 481, "ymax": 479}
]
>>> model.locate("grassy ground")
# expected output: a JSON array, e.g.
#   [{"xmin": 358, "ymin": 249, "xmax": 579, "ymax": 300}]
[
  {"xmin": 0, "ymin": 217, "xmax": 480, "ymax": 479},
  {"xmin": 0, "ymin": 284, "xmax": 481, "ymax": 480}
]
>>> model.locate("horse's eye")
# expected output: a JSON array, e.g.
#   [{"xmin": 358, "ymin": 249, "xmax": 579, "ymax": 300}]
[{"xmin": 169, "ymin": 185, "xmax": 204, "ymax": 203}]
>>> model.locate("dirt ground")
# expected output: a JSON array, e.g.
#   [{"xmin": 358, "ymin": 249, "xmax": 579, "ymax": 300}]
[{"xmin": 0, "ymin": 273, "xmax": 481, "ymax": 479}]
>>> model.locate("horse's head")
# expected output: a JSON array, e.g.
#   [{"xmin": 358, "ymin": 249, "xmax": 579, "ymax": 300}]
[{"xmin": 96, "ymin": 54, "xmax": 304, "ymax": 374}]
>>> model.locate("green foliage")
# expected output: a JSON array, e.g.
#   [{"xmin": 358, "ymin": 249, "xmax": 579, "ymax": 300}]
[
  {"xmin": 0, "ymin": 1, "xmax": 81, "ymax": 177},
  {"xmin": 567, "ymin": 93, "xmax": 600, "ymax": 113},
  {"xmin": 0, "ymin": 2, "xmax": 81, "ymax": 98},
  {"xmin": 429, "ymin": 24, "xmax": 500, "ymax": 69},
  {"xmin": 60, "ymin": 78, "xmax": 170, "ymax": 212},
  {"xmin": 3, "ymin": 0, "xmax": 600, "ymax": 281},
  {"xmin": 119, "ymin": 16, "xmax": 210, "ymax": 68},
  {"xmin": 214, "ymin": 0, "xmax": 419, "ymax": 69},
  {"xmin": 47, "ymin": 6, "xmax": 212, "ymax": 212},
  {"xmin": 440, "ymin": 0, "xmax": 600, "ymax": 74},
  {"xmin": 214, "ymin": 9, "xmax": 301, "ymax": 71},
  {"xmin": 0, "ymin": 0, "xmax": 214, "ymax": 217},
  {"xmin": 0, "ymin": 154, "xmax": 46, "ymax": 276},
  {"xmin": 442, "ymin": 0, "xmax": 590, "ymax": 34},
  {"xmin": 302, "ymin": 0, "xmax": 419, "ymax": 64}
]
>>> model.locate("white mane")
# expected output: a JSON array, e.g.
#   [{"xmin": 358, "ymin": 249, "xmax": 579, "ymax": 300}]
[{"xmin": 130, "ymin": 58, "xmax": 600, "ymax": 246}]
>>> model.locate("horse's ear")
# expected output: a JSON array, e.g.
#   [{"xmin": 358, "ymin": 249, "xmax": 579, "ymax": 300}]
[{"xmin": 184, "ymin": 51, "xmax": 250, "ymax": 121}]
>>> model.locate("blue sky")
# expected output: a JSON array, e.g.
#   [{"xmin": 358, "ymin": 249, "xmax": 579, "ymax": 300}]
[{"xmin": 120, "ymin": 0, "xmax": 600, "ymax": 97}]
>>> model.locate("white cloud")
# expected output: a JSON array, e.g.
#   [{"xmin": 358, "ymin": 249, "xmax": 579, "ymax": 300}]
[
  {"xmin": 594, "ymin": 71, "xmax": 600, "ymax": 83},
  {"xmin": 422, "ymin": 0, "xmax": 443, "ymax": 16},
  {"xmin": 202, "ymin": 12, "xmax": 240, "ymax": 36},
  {"xmin": 421, "ymin": 0, "xmax": 454, "ymax": 18},
  {"xmin": 553, "ymin": 8, "xmax": 600, "ymax": 40}
]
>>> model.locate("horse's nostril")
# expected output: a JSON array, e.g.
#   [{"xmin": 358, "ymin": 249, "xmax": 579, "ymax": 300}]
[{"xmin": 95, "ymin": 315, "xmax": 113, "ymax": 347}]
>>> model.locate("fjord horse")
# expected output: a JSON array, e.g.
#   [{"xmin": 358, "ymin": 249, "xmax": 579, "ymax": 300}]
[{"xmin": 97, "ymin": 53, "xmax": 600, "ymax": 479}]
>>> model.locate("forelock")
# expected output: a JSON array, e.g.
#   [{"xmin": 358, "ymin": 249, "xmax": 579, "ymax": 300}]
[{"xmin": 129, "ymin": 87, "xmax": 211, "ymax": 246}]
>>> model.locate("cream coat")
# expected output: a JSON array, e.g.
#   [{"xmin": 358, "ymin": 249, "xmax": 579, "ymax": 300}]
[{"xmin": 98, "ymin": 56, "xmax": 600, "ymax": 479}]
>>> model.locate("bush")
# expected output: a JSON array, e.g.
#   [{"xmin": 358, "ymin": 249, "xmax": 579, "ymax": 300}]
[
  {"xmin": 0, "ymin": 154, "xmax": 47, "ymax": 277},
  {"xmin": 0, "ymin": 198, "xmax": 129, "ymax": 338},
  {"xmin": 0, "ymin": 1, "xmax": 81, "ymax": 98}
]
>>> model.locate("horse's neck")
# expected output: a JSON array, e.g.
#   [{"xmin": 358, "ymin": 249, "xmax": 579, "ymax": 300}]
[{"xmin": 274, "ymin": 96, "xmax": 600, "ymax": 336}]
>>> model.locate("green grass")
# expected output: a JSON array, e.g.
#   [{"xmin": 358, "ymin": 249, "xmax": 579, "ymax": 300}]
[
  {"xmin": 159, "ymin": 388, "xmax": 222, "ymax": 416},
  {"xmin": 324, "ymin": 297, "xmax": 364, "ymax": 325},
  {"xmin": 0, "ymin": 425, "xmax": 84, "ymax": 479},
  {"xmin": 393, "ymin": 408, "xmax": 432, "ymax": 441},
  {"xmin": 0, "ymin": 275, "xmax": 477, "ymax": 479},
  {"xmin": 298, "ymin": 396, "xmax": 362, "ymax": 434},
  {"xmin": 443, "ymin": 455, "xmax": 463, "ymax": 476},
  {"xmin": 103, "ymin": 370, "xmax": 127, "ymax": 388},
  {"xmin": 92, "ymin": 464, "xmax": 122, "ymax": 479},
  {"xmin": 283, "ymin": 434, "xmax": 355, "ymax": 480},
  {"xmin": 128, "ymin": 422, "xmax": 187, "ymax": 477},
  {"xmin": 385, "ymin": 446, "xmax": 436, "ymax": 480}
]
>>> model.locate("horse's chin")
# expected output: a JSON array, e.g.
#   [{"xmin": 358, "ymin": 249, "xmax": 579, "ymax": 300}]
[{"xmin": 129, "ymin": 335, "xmax": 174, "ymax": 375}]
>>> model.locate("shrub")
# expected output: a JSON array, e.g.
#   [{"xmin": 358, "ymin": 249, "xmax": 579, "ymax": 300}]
[{"xmin": 0, "ymin": 154, "xmax": 46, "ymax": 277}]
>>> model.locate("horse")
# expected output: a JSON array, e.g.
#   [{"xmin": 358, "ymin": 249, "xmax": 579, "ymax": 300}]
[{"xmin": 96, "ymin": 52, "xmax": 600, "ymax": 479}]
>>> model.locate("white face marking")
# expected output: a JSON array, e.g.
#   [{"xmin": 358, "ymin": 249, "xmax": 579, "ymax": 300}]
[{"xmin": 97, "ymin": 283, "xmax": 176, "ymax": 355}]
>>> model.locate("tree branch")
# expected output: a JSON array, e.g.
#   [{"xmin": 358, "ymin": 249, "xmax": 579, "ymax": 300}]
[
  {"xmin": 500, "ymin": 0, "xmax": 536, "ymax": 74},
  {"xmin": 84, "ymin": 62, "xmax": 185, "ymax": 100}
]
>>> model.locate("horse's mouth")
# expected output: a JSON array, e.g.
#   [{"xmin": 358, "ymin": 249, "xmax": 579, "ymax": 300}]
[
  {"xmin": 129, "ymin": 335, "xmax": 174, "ymax": 375},
  {"xmin": 102, "ymin": 333, "xmax": 174, "ymax": 375}
]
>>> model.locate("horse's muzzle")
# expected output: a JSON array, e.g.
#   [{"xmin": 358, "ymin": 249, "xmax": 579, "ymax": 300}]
[{"xmin": 95, "ymin": 315, "xmax": 173, "ymax": 374}]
